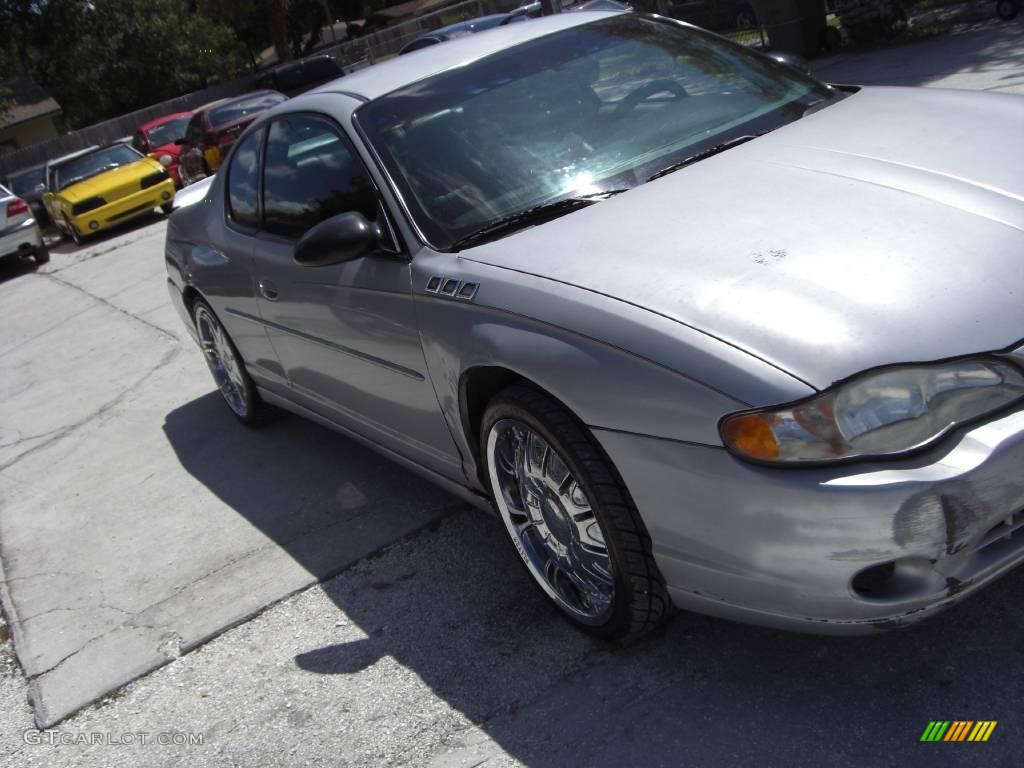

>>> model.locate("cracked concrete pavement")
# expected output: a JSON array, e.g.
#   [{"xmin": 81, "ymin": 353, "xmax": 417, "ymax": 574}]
[
  {"xmin": 2, "ymin": 19, "xmax": 1024, "ymax": 767},
  {"xmin": 0, "ymin": 217, "xmax": 460, "ymax": 728}
]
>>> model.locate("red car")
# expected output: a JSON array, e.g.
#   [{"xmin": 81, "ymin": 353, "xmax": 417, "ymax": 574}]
[
  {"xmin": 132, "ymin": 112, "xmax": 193, "ymax": 187},
  {"xmin": 176, "ymin": 90, "xmax": 287, "ymax": 187}
]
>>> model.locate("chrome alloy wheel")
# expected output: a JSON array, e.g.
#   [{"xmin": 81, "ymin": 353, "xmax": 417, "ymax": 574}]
[
  {"xmin": 487, "ymin": 419, "xmax": 615, "ymax": 624},
  {"xmin": 195, "ymin": 305, "xmax": 248, "ymax": 418}
]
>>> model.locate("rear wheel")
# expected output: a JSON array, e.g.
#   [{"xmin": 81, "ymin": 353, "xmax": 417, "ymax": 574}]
[
  {"xmin": 34, "ymin": 244, "xmax": 50, "ymax": 265},
  {"xmin": 481, "ymin": 384, "xmax": 669, "ymax": 642},
  {"xmin": 193, "ymin": 299, "xmax": 267, "ymax": 426}
]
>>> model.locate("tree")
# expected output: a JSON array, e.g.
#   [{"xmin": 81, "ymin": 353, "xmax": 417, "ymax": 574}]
[
  {"xmin": 5, "ymin": 0, "xmax": 248, "ymax": 129},
  {"xmin": 198, "ymin": 0, "xmax": 271, "ymax": 68},
  {"xmin": 268, "ymin": 0, "xmax": 292, "ymax": 63}
]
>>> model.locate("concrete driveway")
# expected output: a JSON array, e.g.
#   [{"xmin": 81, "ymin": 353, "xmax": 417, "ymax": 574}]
[
  {"xmin": 0, "ymin": 217, "xmax": 460, "ymax": 729},
  {"xmin": 3, "ymin": 17, "xmax": 1024, "ymax": 767}
]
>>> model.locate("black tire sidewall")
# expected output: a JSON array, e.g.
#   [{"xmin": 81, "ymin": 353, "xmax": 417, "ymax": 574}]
[{"xmin": 480, "ymin": 393, "xmax": 638, "ymax": 639}]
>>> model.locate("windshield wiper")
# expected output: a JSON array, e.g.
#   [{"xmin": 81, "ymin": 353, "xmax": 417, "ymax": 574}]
[
  {"xmin": 450, "ymin": 190, "xmax": 628, "ymax": 251},
  {"xmin": 646, "ymin": 135, "xmax": 762, "ymax": 183}
]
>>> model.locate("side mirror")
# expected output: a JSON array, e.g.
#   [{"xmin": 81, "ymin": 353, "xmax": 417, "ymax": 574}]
[
  {"xmin": 768, "ymin": 52, "xmax": 811, "ymax": 75},
  {"xmin": 294, "ymin": 212, "xmax": 382, "ymax": 267}
]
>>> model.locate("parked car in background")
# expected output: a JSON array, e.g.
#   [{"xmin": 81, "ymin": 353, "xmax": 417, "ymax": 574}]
[
  {"xmin": 168, "ymin": 12, "xmax": 1024, "ymax": 641},
  {"xmin": 659, "ymin": 0, "xmax": 758, "ymax": 31},
  {"xmin": 0, "ymin": 183, "xmax": 48, "ymax": 266},
  {"xmin": 132, "ymin": 111, "xmax": 192, "ymax": 187},
  {"xmin": 253, "ymin": 55, "xmax": 345, "ymax": 97},
  {"xmin": 4, "ymin": 163, "xmax": 49, "ymax": 227},
  {"xmin": 399, "ymin": 13, "xmax": 533, "ymax": 54},
  {"xmin": 177, "ymin": 91, "xmax": 287, "ymax": 187},
  {"xmin": 45, "ymin": 143, "xmax": 175, "ymax": 245},
  {"xmin": 42, "ymin": 146, "xmax": 100, "ymax": 225}
]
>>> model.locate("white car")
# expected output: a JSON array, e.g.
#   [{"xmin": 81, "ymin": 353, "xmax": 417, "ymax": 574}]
[{"xmin": 0, "ymin": 183, "xmax": 48, "ymax": 267}]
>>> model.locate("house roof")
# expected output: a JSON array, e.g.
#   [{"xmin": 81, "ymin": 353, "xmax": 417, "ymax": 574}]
[{"xmin": 0, "ymin": 77, "xmax": 62, "ymax": 129}]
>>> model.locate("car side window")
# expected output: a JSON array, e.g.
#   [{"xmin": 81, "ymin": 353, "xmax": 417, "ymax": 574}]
[
  {"xmin": 227, "ymin": 130, "xmax": 263, "ymax": 228},
  {"xmin": 261, "ymin": 115, "xmax": 378, "ymax": 241},
  {"xmin": 186, "ymin": 115, "xmax": 201, "ymax": 145}
]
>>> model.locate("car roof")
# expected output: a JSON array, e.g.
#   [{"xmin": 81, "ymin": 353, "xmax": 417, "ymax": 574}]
[
  {"xmin": 138, "ymin": 111, "xmax": 193, "ymax": 132},
  {"xmin": 307, "ymin": 11, "xmax": 617, "ymax": 102},
  {"xmin": 6, "ymin": 162, "xmax": 46, "ymax": 178}
]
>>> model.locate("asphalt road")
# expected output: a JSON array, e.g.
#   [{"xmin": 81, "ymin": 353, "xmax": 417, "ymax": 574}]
[{"xmin": 2, "ymin": 17, "xmax": 1023, "ymax": 768}]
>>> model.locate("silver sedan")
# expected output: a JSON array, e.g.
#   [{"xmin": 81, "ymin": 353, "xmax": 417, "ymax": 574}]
[{"xmin": 165, "ymin": 11, "xmax": 1024, "ymax": 639}]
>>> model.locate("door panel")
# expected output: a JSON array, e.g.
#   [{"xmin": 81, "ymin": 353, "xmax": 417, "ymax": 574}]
[{"xmin": 250, "ymin": 114, "xmax": 461, "ymax": 476}]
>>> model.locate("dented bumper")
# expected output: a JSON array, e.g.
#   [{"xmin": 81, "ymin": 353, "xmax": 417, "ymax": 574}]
[{"xmin": 594, "ymin": 406, "xmax": 1024, "ymax": 634}]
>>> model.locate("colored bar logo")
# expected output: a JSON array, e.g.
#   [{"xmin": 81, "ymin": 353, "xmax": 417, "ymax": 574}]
[{"xmin": 921, "ymin": 721, "xmax": 997, "ymax": 742}]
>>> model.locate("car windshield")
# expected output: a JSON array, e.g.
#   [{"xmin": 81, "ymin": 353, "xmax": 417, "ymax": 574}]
[
  {"xmin": 7, "ymin": 166, "xmax": 45, "ymax": 195},
  {"xmin": 356, "ymin": 14, "xmax": 834, "ymax": 250},
  {"xmin": 209, "ymin": 93, "xmax": 285, "ymax": 128},
  {"xmin": 146, "ymin": 116, "xmax": 191, "ymax": 148},
  {"xmin": 55, "ymin": 145, "xmax": 143, "ymax": 191}
]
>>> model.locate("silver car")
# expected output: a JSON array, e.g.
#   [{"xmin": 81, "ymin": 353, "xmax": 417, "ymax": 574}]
[
  {"xmin": 165, "ymin": 12, "xmax": 1024, "ymax": 639},
  {"xmin": 0, "ymin": 183, "xmax": 48, "ymax": 267}
]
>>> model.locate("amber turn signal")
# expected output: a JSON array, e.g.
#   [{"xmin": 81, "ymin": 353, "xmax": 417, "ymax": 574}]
[{"xmin": 722, "ymin": 414, "xmax": 780, "ymax": 460}]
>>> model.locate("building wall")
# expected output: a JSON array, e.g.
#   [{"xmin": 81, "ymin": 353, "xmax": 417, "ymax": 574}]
[{"xmin": 0, "ymin": 115, "xmax": 60, "ymax": 154}]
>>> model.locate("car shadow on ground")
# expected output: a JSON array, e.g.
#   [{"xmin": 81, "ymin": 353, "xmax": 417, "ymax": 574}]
[
  {"xmin": 165, "ymin": 391, "xmax": 1024, "ymax": 766},
  {"xmin": 0, "ymin": 255, "xmax": 43, "ymax": 285}
]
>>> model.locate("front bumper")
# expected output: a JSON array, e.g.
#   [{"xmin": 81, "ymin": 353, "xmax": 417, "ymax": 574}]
[
  {"xmin": 0, "ymin": 218, "xmax": 43, "ymax": 258},
  {"xmin": 595, "ymin": 406, "xmax": 1024, "ymax": 634},
  {"xmin": 67, "ymin": 178, "xmax": 175, "ymax": 234}
]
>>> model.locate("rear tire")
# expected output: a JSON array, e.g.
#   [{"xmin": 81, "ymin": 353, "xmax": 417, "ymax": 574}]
[
  {"xmin": 34, "ymin": 244, "xmax": 50, "ymax": 265},
  {"xmin": 481, "ymin": 384, "xmax": 670, "ymax": 643},
  {"xmin": 192, "ymin": 298, "xmax": 269, "ymax": 427}
]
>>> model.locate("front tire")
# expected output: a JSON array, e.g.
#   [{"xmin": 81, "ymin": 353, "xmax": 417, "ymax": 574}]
[
  {"xmin": 481, "ymin": 384, "xmax": 669, "ymax": 642},
  {"xmin": 193, "ymin": 299, "xmax": 267, "ymax": 426},
  {"xmin": 64, "ymin": 216, "xmax": 84, "ymax": 246},
  {"xmin": 161, "ymin": 202, "xmax": 175, "ymax": 215}
]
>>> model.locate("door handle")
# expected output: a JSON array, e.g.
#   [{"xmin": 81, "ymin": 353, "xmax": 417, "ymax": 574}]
[{"xmin": 258, "ymin": 279, "xmax": 279, "ymax": 301}]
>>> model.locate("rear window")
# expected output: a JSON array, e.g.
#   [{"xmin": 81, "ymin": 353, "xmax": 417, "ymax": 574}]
[
  {"xmin": 7, "ymin": 166, "xmax": 45, "ymax": 195},
  {"xmin": 209, "ymin": 93, "xmax": 286, "ymax": 127}
]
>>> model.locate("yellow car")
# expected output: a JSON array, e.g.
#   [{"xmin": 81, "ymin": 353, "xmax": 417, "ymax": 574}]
[{"xmin": 45, "ymin": 143, "xmax": 176, "ymax": 244}]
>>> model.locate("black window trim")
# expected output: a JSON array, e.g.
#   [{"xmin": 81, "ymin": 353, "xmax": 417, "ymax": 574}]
[
  {"xmin": 224, "ymin": 123, "xmax": 267, "ymax": 236},
  {"xmin": 253, "ymin": 109, "xmax": 405, "ymax": 258}
]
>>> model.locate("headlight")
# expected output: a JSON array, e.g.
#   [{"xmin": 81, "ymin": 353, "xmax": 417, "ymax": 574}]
[
  {"xmin": 71, "ymin": 196, "xmax": 106, "ymax": 215},
  {"xmin": 721, "ymin": 357, "xmax": 1024, "ymax": 464},
  {"xmin": 158, "ymin": 154, "xmax": 173, "ymax": 167}
]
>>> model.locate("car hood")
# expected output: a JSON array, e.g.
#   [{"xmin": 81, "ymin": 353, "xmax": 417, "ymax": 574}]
[
  {"xmin": 463, "ymin": 86, "xmax": 1024, "ymax": 391},
  {"xmin": 58, "ymin": 159, "xmax": 164, "ymax": 204},
  {"xmin": 151, "ymin": 142, "xmax": 182, "ymax": 160}
]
